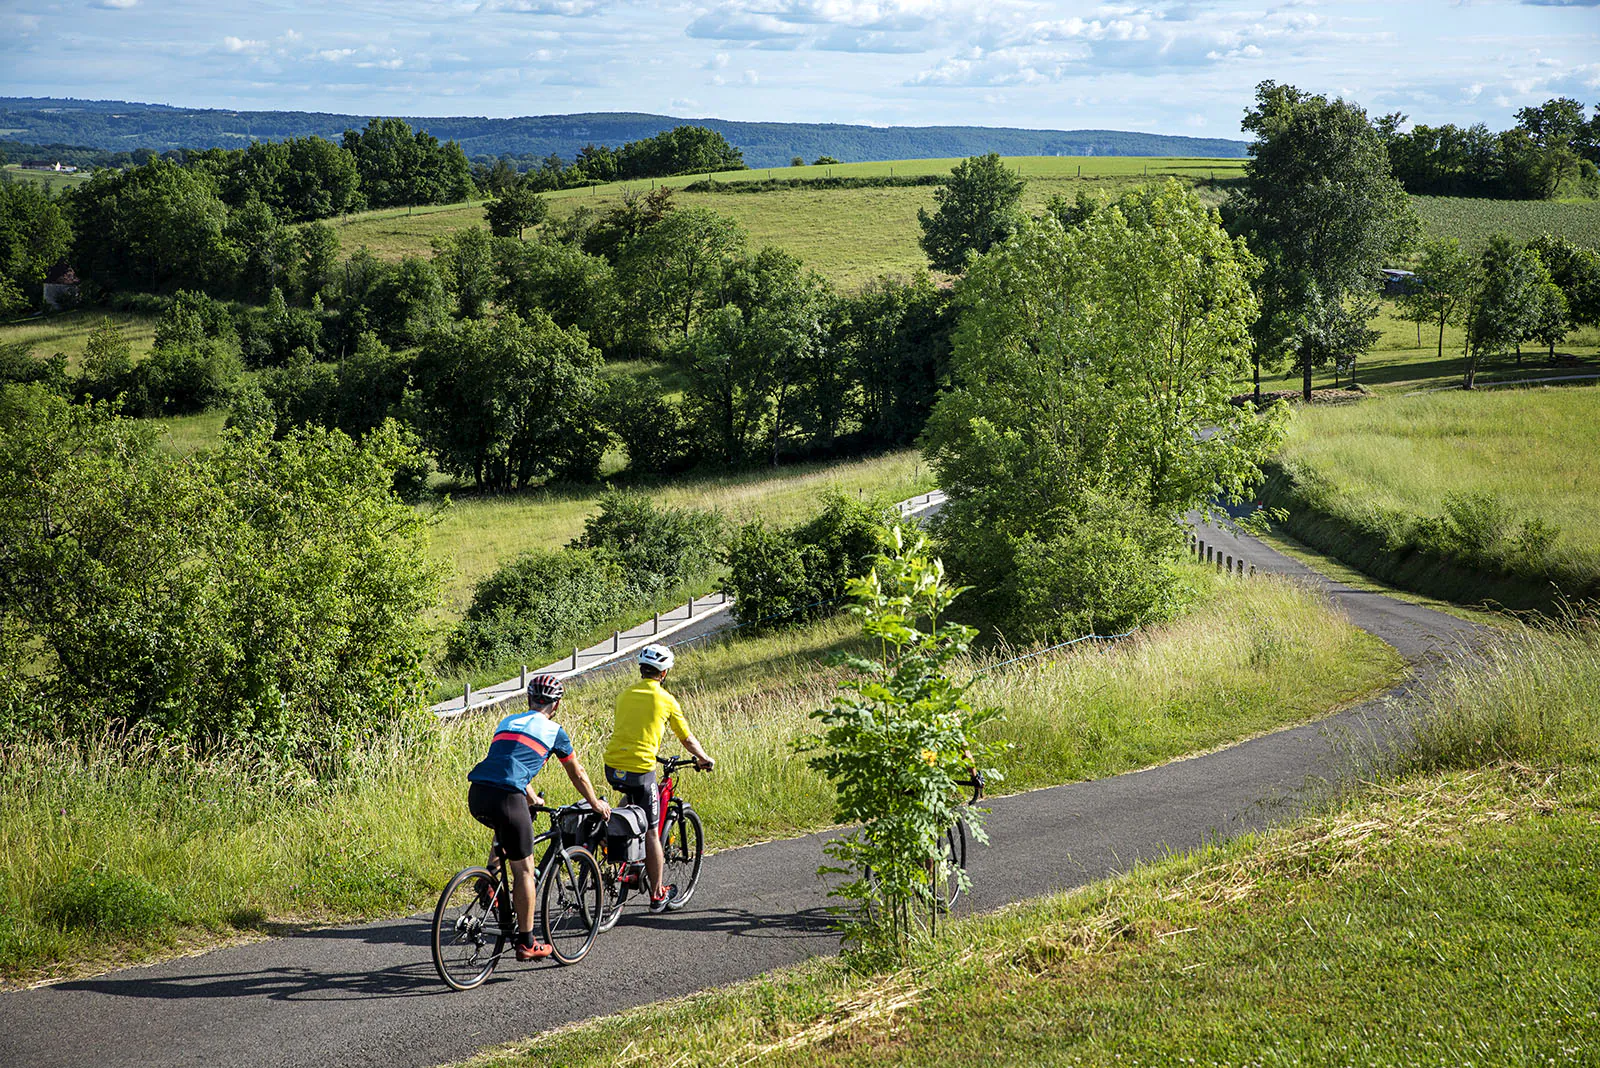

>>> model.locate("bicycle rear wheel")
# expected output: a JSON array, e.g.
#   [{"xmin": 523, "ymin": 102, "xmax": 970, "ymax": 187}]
[
  {"xmin": 432, "ymin": 866, "xmax": 507, "ymax": 991},
  {"xmin": 540, "ymin": 846, "xmax": 603, "ymax": 965},
  {"xmin": 596, "ymin": 854, "xmax": 629, "ymax": 932},
  {"xmin": 663, "ymin": 807, "xmax": 704, "ymax": 911},
  {"xmin": 936, "ymin": 817, "xmax": 968, "ymax": 911}
]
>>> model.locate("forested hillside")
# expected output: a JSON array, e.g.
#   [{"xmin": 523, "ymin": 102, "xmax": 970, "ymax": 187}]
[{"xmin": 0, "ymin": 97, "xmax": 1250, "ymax": 168}]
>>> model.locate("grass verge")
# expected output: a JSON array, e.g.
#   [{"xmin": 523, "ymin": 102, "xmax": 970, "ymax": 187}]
[
  {"xmin": 0, "ymin": 569, "xmax": 1399, "ymax": 985},
  {"xmin": 458, "ymin": 622, "xmax": 1600, "ymax": 1068}
]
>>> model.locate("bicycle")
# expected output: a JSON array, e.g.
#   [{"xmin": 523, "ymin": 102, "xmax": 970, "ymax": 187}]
[
  {"xmin": 430, "ymin": 800, "xmax": 605, "ymax": 991},
  {"xmin": 865, "ymin": 771, "xmax": 985, "ymax": 914},
  {"xmin": 567, "ymin": 754, "xmax": 706, "ymax": 931}
]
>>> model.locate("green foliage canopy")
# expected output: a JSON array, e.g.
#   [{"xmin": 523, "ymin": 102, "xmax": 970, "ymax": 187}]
[{"xmin": 916, "ymin": 153, "xmax": 1026, "ymax": 273}]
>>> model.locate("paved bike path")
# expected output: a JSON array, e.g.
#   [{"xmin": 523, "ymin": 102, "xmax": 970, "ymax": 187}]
[{"xmin": 0, "ymin": 523, "xmax": 1485, "ymax": 1068}]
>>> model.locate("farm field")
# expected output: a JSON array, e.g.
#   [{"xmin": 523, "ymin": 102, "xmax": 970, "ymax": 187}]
[
  {"xmin": 328, "ymin": 155, "xmax": 1243, "ymax": 288},
  {"xmin": 1412, "ymin": 194, "xmax": 1600, "ymax": 254},
  {"xmin": 1242, "ymin": 301, "xmax": 1600, "ymax": 397},
  {"xmin": 0, "ymin": 163, "xmax": 92, "ymax": 193},
  {"xmin": 0, "ymin": 569, "xmax": 1401, "ymax": 982}
]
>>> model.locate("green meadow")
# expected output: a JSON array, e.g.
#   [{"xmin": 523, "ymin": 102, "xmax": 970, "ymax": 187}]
[{"xmin": 0, "ymin": 308, "xmax": 159, "ymax": 374}]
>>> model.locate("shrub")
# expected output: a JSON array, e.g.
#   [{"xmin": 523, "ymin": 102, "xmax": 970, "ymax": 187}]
[
  {"xmin": 568, "ymin": 489, "xmax": 722, "ymax": 597},
  {"xmin": 445, "ymin": 548, "xmax": 634, "ymax": 668},
  {"xmin": 0, "ymin": 343, "xmax": 68, "ymax": 394},
  {"xmin": 0, "ymin": 395, "xmax": 442, "ymax": 771},
  {"xmin": 130, "ymin": 339, "xmax": 242, "ymax": 415},
  {"xmin": 724, "ymin": 492, "xmax": 895, "ymax": 628}
]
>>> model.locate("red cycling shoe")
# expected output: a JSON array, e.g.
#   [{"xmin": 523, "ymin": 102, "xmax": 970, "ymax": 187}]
[
  {"xmin": 515, "ymin": 939, "xmax": 554, "ymax": 962},
  {"xmin": 649, "ymin": 884, "xmax": 675, "ymax": 914}
]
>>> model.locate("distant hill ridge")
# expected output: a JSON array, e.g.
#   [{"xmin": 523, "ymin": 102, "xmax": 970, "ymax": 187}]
[{"xmin": 0, "ymin": 97, "xmax": 1249, "ymax": 169}]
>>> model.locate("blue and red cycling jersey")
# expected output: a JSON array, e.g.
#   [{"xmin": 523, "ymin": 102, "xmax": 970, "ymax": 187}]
[{"xmin": 466, "ymin": 710, "xmax": 574, "ymax": 793}]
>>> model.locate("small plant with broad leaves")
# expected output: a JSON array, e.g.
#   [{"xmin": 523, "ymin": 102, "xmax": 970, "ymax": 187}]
[{"xmin": 800, "ymin": 526, "xmax": 1005, "ymax": 954}]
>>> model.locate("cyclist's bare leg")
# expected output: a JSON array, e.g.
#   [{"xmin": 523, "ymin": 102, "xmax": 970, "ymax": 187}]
[
  {"xmin": 644, "ymin": 830, "xmax": 665, "ymax": 896},
  {"xmin": 510, "ymin": 855, "xmax": 538, "ymax": 934}
]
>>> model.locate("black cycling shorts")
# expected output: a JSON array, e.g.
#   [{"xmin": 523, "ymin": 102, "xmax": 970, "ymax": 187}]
[
  {"xmin": 467, "ymin": 781, "xmax": 536, "ymax": 861},
  {"xmin": 604, "ymin": 767, "xmax": 660, "ymax": 833}
]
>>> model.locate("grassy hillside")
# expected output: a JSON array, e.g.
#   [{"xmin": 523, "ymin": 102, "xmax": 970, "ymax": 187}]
[
  {"xmin": 0, "ymin": 309, "xmax": 159, "ymax": 374},
  {"xmin": 329, "ymin": 156, "xmax": 1242, "ymax": 289},
  {"xmin": 0, "ymin": 570, "xmax": 1400, "ymax": 984},
  {"xmin": 459, "ymin": 626, "xmax": 1600, "ymax": 1068},
  {"xmin": 0, "ymin": 163, "xmax": 91, "ymax": 192},
  {"xmin": 429, "ymin": 450, "xmax": 935, "ymax": 619}
]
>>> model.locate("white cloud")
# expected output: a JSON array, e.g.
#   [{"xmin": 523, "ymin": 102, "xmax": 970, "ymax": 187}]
[
  {"xmin": 314, "ymin": 48, "xmax": 358, "ymax": 62},
  {"xmin": 475, "ymin": 0, "xmax": 608, "ymax": 14},
  {"xmin": 95, "ymin": 0, "xmax": 139, "ymax": 8},
  {"xmin": 222, "ymin": 36, "xmax": 267, "ymax": 53}
]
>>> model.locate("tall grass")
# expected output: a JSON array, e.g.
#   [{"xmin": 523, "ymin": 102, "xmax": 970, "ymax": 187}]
[
  {"xmin": 0, "ymin": 570, "xmax": 1399, "ymax": 981},
  {"xmin": 0, "ymin": 309, "xmax": 159, "ymax": 374},
  {"xmin": 1403, "ymin": 620, "xmax": 1600, "ymax": 772},
  {"xmin": 1266, "ymin": 385, "xmax": 1600, "ymax": 603}
]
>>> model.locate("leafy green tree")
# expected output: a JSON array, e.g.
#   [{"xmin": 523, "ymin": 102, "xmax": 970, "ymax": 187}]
[
  {"xmin": 0, "ymin": 181, "xmax": 72, "ymax": 314},
  {"xmin": 615, "ymin": 125, "xmax": 744, "ymax": 179},
  {"xmin": 574, "ymin": 144, "xmax": 619, "ymax": 183},
  {"xmin": 431, "ymin": 226, "xmax": 496, "ymax": 319},
  {"xmin": 602, "ymin": 376, "xmax": 699, "ymax": 475},
  {"xmin": 1525, "ymin": 233, "xmax": 1600, "ymax": 329},
  {"xmin": 1226, "ymin": 81, "xmax": 1416, "ymax": 401},
  {"xmin": 681, "ymin": 246, "xmax": 830, "ymax": 465},
  {"xmin": 362, "ymin": 256, "xmax": 450, "ymax": 348},
  {"xmin": 225, "ymin": 195, "xmax": 296, "ymax": 300},
  {"xmin": 1398, "ymin": 238, "xmax": 1476, "ymax": 360},
  {"xmin": 813, "ymin": 155, "xmax": 841, "ymax": 166},
  {"xmin": 154, "ymin": 289, "xmax": 237, "ymax": 351},
  {"xmin": 75, "ymin": 317, "xmax": 136, "ymax": 403},
  {"xmin": 568, "ymin": 489, "xmax": 723, "ymax": 597},
  {"xmin": 0, "ymin": 342, "xmax": 68, "ymax": 393},
  {"xmin": 801, "ymin": 527, "xmax": 1003, "ymax": 950},
  {"xmin": 484, "ymin": 182, "xmax": 549, "ymax": 241},
  {"xmin": 342, "ymin": 118, "xmax": 472, "ymax": 212},
  {"xmin": 494, "ymin": 238, "xmax": 619, "ymax": 350},
  {"xmin": 580, "ymin": 186, "xmax": 677, "ymax": 262},
  {"xmin": 620, "ymin": 207, "xmax": 746, "ymax": 341},
  {"xmin": 292, "ymin": 221, "xmax": 341, "ymax": 306},
  {"xmin": 67, "ymin": 159, "xmax": 234, "ymax": 293},
  {"xmin": 1523, "ymin": 276, "xmax": 1570, "ymax": 359},
  {"xmin": 917, "ymin": 153, "xmax": 1026, "ymax": 273},
  {"xmin": 1465, "ymin": 233, "xmax": 1551, "ymax": 387},
  {"xmin": 924, "ymin": 183, "xmax": 1281, "ymax": 639},
  {"xmin": 225, "ymin": 137, "xmax": 362, "ymax": 222},
  {"xmin": 0, "ymin": 395, "xmax": 440, "ymax": 768},
  {"xmin": 832, "ymin": 274, "xmax": 954, "ymax": 447},
  {"xmin": 407, "ymin": 312, "xmax": 607, "ymax": 490}
]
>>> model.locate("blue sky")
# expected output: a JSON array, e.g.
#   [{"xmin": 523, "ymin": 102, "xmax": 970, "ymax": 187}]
[{"xmin": 3, "ymin": 1, "xmax": 1598, "ymax": 137}]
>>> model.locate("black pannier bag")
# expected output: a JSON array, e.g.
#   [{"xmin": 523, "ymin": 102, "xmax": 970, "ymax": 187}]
[
  {"xmin": 606, "ymin": 804, "xmax": 649, "ymax": 864},
  {"xmin": 558, "ymin": 800, "xmax": 595, "ymax": 848}
]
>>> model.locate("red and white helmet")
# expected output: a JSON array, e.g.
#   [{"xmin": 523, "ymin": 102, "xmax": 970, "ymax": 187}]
[
  {"xmin": 526, "ymin": 673, "xmax": 564, "ymax": 704},
  {"xmin": 638, "ymin": 644, "xmax": 675, "ymax": 672}
]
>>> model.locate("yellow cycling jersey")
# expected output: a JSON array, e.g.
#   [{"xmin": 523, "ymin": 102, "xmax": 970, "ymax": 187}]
[{"xmin": 604, "ymin": 678, "xmax": 691, "ymax": 774}]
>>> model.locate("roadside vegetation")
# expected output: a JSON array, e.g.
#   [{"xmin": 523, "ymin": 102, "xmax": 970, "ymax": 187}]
[
  {"xmin": 0, "ymin": 568, "xmax": 1399, "ymax": 984},
  {"xmin": 457, "ymin": 622, "xmax": 1600, "ymax": 1068},
  {"xmin": 1263, "ymin": 385, "xmax": 1600, "ymax": 607}
]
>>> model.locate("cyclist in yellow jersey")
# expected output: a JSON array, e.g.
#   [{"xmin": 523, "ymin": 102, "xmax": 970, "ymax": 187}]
[{"xmin": 604, "ymin": 643, "xmax": 714, "ymax": 913}]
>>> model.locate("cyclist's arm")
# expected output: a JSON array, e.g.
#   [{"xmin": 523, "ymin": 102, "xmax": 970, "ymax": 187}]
[
  {"xmin": 560, "ymin": 755, "xmax": 612, "ymax": 819},
  {"xmin": 666, "ymin": 700, "xmax": 713, "ymax": 770}
]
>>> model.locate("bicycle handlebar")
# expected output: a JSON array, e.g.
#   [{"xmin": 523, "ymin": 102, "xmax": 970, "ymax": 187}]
[{"xmin": 657, "ymin": 754, "xmax": 707, "ymax": 773}]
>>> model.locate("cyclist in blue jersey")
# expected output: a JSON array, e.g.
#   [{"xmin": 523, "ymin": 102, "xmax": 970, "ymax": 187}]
[{"xmin": 466, "ymin": 673, "xmax": 610, "ymax": 961}]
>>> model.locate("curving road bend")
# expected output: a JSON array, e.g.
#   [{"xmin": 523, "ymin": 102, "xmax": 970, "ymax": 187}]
[{"xmin": 0, "ymin": 520, "xmax": 1486, "ymax": 1068}]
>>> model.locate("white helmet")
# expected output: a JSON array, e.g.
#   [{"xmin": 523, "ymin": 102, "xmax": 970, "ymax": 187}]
[{"xmin": 638, "ymin": 643, "xmax": 675, "ymax": 672}]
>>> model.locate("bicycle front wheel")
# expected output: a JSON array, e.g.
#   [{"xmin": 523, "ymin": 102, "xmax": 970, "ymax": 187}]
[
  {"xmin": 663, "ymin": 807, "xmax": 704, "ymax": 911},
  {"xmin": 937, "ymin": 817, "xmax": 968, "ymax": 911},
  {"xmin": 432, "ymin": 866, "xmax": 507, "ymax": 991},
  {"xmin": 540, "ymin": 846, "xmax": 603, "ymax": 965}
]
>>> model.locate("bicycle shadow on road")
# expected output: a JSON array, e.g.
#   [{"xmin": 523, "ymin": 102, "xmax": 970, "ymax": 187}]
[
  {"xmin": 52, "ymin": 919, "xmax": 451, "ymax": 1003},
  {"xmin": 630, "ymin": 905, "xmax": 838, "ymax": 942}
]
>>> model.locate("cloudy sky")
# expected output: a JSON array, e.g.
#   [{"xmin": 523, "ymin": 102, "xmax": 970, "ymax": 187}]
[{"xmin": 3, "ymin": 1, "xmax": 1598, "ymax": 136}]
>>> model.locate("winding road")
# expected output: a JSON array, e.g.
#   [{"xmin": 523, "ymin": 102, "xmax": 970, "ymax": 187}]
[{"xmin": 0, "ymin": 520, "xmax": 1485, "ymax": 1068}]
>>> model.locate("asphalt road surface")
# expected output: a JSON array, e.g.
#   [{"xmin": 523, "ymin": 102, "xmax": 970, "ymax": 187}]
[{"xmin": 0, "ymin": 520, "xmax": 1485, "ymax": 1068}]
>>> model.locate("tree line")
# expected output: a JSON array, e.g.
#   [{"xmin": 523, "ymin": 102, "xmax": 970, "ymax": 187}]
[{"xmin": 1377, "ymin": 97, "xmax": 1600, "ymax": 200}]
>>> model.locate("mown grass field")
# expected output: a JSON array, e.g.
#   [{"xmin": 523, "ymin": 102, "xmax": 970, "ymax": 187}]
[
  {"xmin": 461, "ymin": 624, "xmax": 1600, "ymax": 1068},
  {"xmin": 1276, "ymin": 384, "xmax": 1600, "ymax": 576},
  {"xmin": 0, "ymin": 571, "xmax": 1401, "ymax": 983},
  {"xmin": 0, "ymin": 164, "xmax": 92, "ymax": 193},
  {"xmin": 0, "ymin": 309, "xmax": 159, "ymax": 374},
  {"xmin": 1242, "ymin": 300, "xmax": 1600, "ymax": 396}
]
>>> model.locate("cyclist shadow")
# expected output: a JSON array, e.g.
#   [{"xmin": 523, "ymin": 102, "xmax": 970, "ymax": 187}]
[
  {"xmin": 623, "ymin": 905, "xmax": 837, "ymax": 941},
  {"xmin": 55, "ymin": 919, "xmax": 449, "ymax": 1003}
]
